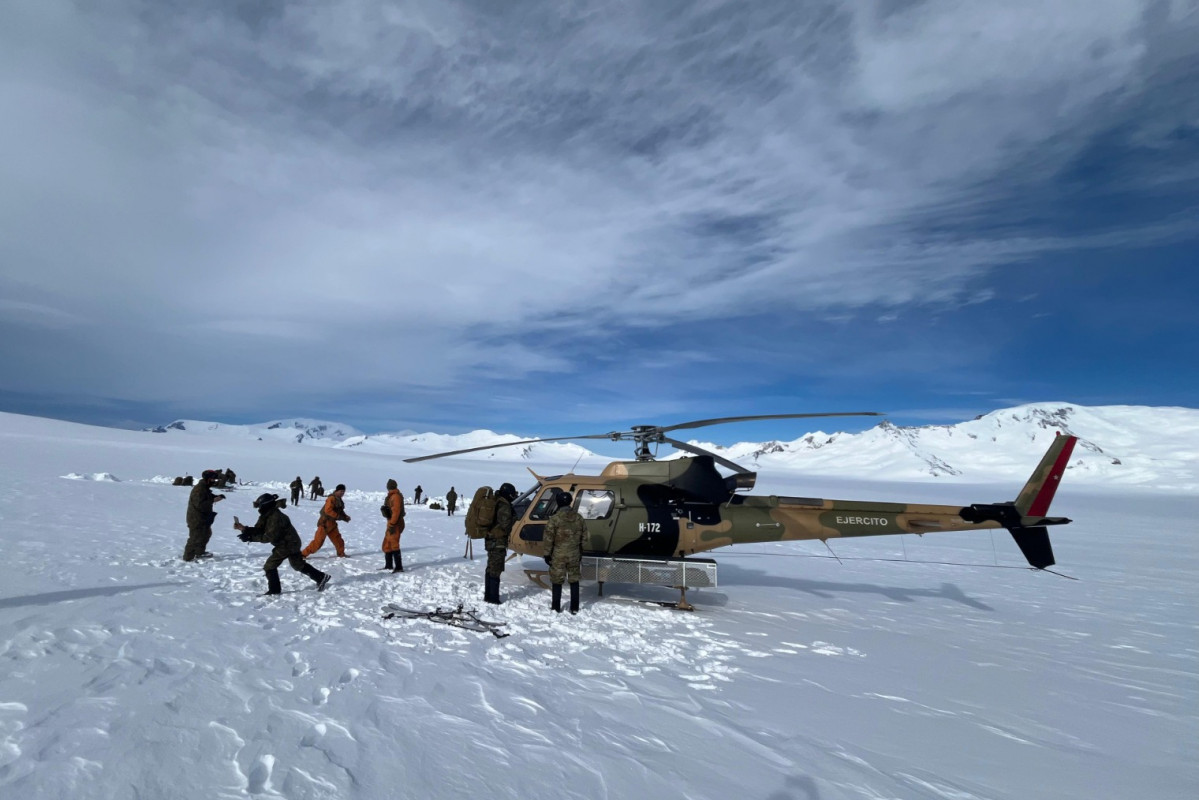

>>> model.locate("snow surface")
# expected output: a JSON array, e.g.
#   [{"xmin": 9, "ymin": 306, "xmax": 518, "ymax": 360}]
[{"xmin": 1, "ymin": 410, "xmax": 1196, "ymax": 799}]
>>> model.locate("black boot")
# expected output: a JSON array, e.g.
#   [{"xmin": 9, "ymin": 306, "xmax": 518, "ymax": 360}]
[
  {"xmin": 263, "ymin": 568, "xmax": 282, "ymax": 596},
  {"xmin": 569, "ymin": 582, "xmax": 580, "ymax": 614},
  {"xmin": 484, "ymin": 574, "xmax": 502, "ymax": 605},
  {"xmin": 551, "ymin": 583, "xmax": 563, "ymax": 613},
  {"xmin": 299, "ymin": 562, "xmax": 329, "ymax": 591},
  {"xmin": 392, "ymin": 551, "xmax": 404, "ymax": 573},
  {"xmin": 381, "ymin": 552, "xmax": 393, "ymax": 570}
]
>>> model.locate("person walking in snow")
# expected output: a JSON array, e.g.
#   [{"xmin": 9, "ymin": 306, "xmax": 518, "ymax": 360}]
[
  {"xmin": 413, "ymin": 485, "xmax": 423, "ymax": 505},
  {"xmin": 308, "ymin": 476, "xmax": 323, "ymax": 500},
  {"xmin": 302, "ymin": 484, "xmax": 350, "ymax": 558},
  {"xmin": 542, "ymin": 491, "xmax": 587, "ymax": 614},
  {"xmin": 182, "ymin": 469, "xmax": 226, "ymax": 561},
  {"xmin": 289, "ymin": 476, "xmax": 304, "ymax": 506},
  {"xmin": 381, "ymin": 479, "xmax": 406, "ymax": 572},
  {"xmin": 445, "ymin": 486, "xmax": 458, "ymax": 516},
  {"xmin": 235, "ymin": 493, "xmax": 330, "ymax": 595}
]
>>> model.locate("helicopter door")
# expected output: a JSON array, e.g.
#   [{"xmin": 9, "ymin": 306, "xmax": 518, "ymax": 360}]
[
  {"xmin": 517, "ymin": 487, "xmax": 565, "ymax": 543},
  {"xmin": 575, "ymin": 489, "xmax": 617, "ymax": 553}
]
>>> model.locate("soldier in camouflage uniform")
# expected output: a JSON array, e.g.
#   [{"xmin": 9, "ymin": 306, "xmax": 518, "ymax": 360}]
[
  {"xmin": 483, "ymin": 483, "xmax": 517, "ymax": 605},
  {"xmin": 445, "ymin": 487, "xmax": 458, "ymax": 516},
  {"xmin": 183, "ymin": 469, "xmax": 226, "ymax": 561},
  {"xmin": 542, "ymin": 491, "xmax": 587, "ymax": 614},
  {"xmin": 234, "ymin": 493, "xmax": 330, "ymax": 595},
  {"xmin": 289, "ymin": 476, "xmax": 303, "ymax": 506}
]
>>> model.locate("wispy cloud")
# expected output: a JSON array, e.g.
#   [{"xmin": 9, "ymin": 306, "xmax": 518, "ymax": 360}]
[{"xmin": 1, "ymin": 0, "xmax": 1196, "ymax": 429}]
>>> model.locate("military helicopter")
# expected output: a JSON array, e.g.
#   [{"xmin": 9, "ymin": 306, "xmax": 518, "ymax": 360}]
[{"xmin": 405, "ymin": 413, "xmax": 1076, "ymax": 608}]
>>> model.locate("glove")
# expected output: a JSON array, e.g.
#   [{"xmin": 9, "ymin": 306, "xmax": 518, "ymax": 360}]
[
  {"xmin": 238, "ymin": 532, "xmax": 252, "ymax": 543},
  {"xmin": 543, "ymin": 555, "xmax": 551, "ymax": 566},
  {"xmin": 343, "ymin": 514, "xmax": 351, "ymax": 522}
]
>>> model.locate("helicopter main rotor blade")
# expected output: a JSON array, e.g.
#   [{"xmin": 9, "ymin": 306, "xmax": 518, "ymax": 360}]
[
  {"xmin": 660, "ymin": 411, "xmax": 882, "ymax": 434},
  {"xmin": 402, "ymin": 434, "xmax": 615, "ymax": 463},
  {"xmin": 661, "ymin": 437, "xmax": 752, "ymax": 474}
]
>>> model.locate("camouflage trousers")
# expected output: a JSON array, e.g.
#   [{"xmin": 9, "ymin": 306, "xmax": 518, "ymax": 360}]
[
  {"xmin": 548, "ymin": 554, "xmax": 582, "ymax": 585},
  {"xmin": 485, "ymin": 540, "xmax": 507, "ymax": 578},
  {"xmin": 183, "ymin": 524, "xmax": 212, "ymax": 560},
  {"xmin": 264, "ymin": 549, "xmax": 311, "ymax": 573}
]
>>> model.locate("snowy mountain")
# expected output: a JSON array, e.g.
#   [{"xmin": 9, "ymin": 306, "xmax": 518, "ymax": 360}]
[
  {"xmin": 144, "ymin": 418, "xmax": 364, "ymax": 445},
  {"xmin": 142, "ymin": 403, "xmax": 1199, "ymax": 489},
  {"xmin": 683, "ymin": 403, "xmax": 1199, "ymax": 489}
]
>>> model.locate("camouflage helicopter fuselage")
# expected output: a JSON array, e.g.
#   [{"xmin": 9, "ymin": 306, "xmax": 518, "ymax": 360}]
[{"xmin": 508, "ymin": 434, "xmax": 1076, "ymax": 570}]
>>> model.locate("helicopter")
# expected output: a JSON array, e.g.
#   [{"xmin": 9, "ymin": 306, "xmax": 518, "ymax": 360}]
[{"xmin": 405, "ymin": 413, "xmax": 1076, "ymax": 608}]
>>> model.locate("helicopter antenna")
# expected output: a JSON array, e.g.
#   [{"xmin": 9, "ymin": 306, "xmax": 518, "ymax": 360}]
[{"xmin": 821, "ymin": 539, "xmax": 843, "ymax": 564}]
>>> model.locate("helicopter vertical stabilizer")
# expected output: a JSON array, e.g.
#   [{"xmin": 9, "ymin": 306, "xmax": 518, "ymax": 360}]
[{"xmin": 1014, "ymin": 433, "xmax": 1078, "ymax": 517}]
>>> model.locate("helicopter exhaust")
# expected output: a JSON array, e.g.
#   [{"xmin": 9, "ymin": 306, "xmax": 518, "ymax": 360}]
[{"xmin": 725, "ymin": 472, "xmax": 757, "ymax": 493}]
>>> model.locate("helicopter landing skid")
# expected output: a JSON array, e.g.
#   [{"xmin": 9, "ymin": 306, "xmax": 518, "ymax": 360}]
[{"xmin": 524, "ymin": 569, "xmax": 551, "ymax": 589}]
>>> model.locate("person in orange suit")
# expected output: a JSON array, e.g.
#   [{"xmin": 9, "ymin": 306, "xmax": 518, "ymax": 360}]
[
  {"xmin": 381, "ymin": 479, "xmax": 406, "ymax": 572},
  {"xmin": 301, "ymin": 484, "xmax": 351, "ymax": 557}
]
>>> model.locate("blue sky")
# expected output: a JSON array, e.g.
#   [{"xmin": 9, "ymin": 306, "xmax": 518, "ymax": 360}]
[{"xmin": 1, "ymin": 0, "xmax": 1196, "ymax": 446}]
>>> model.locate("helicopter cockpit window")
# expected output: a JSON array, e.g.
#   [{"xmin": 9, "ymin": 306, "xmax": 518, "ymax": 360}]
[
  {"xmin": 529, "ymin": 489, "xmax": 564, "ymax": 521},
  {"xmin": 576, "ymin": 490, "xmax": 614, "ymax": 520}
]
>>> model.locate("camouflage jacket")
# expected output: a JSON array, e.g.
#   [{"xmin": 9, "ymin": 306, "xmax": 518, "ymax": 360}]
[
  {"xmin": 186, "ymin": 481, "xmax": 218, "ymax": 526},
  {"xmin": 446, "ymin": 489, "xmax": 458, "ymax": 505},
  {"xmin": 486, "ymin": 498, "xmax": 514, "ymax": 549},
  {"xmin": 544, "ymin": 507, "xmax": 587, "ymax": 563},
  {"xmin": 241, "ymin": 508, "xmax": 302, "ymax": 554}
]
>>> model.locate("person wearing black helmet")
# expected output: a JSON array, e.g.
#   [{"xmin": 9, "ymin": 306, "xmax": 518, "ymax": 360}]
[
  {"xmin": 234, "ymin": 493, "xmax": 331, "ymax": 595},
  {"xmin": 483, "ymin": 483, "xmax": 518, "ymax": 604},
  {"xmin": 182, "ymin": 469, "xmax": 226, "ymax": 561},
  {"xmin": 542, "ymin": 490, "xmax": 587, "ymax": 614}
]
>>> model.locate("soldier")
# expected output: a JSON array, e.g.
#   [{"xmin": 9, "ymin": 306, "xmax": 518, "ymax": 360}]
[
  {"xmin": 234, "ymin": 493, "xmax": 330, "ymax": 595},
  {"xmin": 289, "ymin": 476, "xmax": 304, "ymax": 506},
  {"xmin": 224, "ymin": 467, "xmax": 237, "ymax": 486},
  {"xmin": 483, "ymin": 482, "xmax": 518, "ymax": 605},
  {"xmin": 308, "ymin": 476, "xmax": 322, "ymax": 500},
  {"xmin": 182, "ymin": 469, "xmax": 226, "ymax": 561},
  {"xmin": 542, "ymin": 491, "xmax": 587, "ymax": 614},
  {"xmin": 301, "ymin": 484, "xmax": 350, "ymax": 557},
  {"xmin": 446, "ymin": 486, "xmax": 458, "ymax": 516},
  {"xmin": 381, "ymin": 479, "xmax": 406, "ymax": 572},
  {"xmin": 413, "ymin": 485, "xmax": 423, "ymax": 505}
]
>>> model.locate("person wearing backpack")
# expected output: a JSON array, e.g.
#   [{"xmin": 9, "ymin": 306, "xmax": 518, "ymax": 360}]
[{"xmin": 484, "ymin": 483, "xmax": 518, "ymax": 604}]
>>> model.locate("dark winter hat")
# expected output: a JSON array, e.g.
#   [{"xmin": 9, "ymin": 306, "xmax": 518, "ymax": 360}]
[
  {"xmin": 201, "ymin": 469, "xmax": 219, "ymax": 480},
  {"xmin": 557, "ymin": 491, "xmax": 573, "ymax": 508},
  {"xmin": 253, "ymin": 493, "xmax": 280, "ymax": 509},
  {"xmin": 386, "ymin": 479, "xmax": 397, "ymax": 490},
  {"xmin": 335, "ymin": 483, "xmax": 346, "ymax": 492}
]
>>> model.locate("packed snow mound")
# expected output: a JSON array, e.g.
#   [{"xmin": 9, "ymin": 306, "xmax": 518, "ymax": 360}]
[
  {"xmin": 684, "ymin": 403, "xmax": 1199, "ymax": 489},
  {"xmin": 61, "ymin": 472, "xmax": 121, "ymax": 482}
]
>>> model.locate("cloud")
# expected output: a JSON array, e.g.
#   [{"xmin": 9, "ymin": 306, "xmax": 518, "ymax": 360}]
[{"xmin": 1, "ymin": 0, "xmax": 1196, "ymax": 426}]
